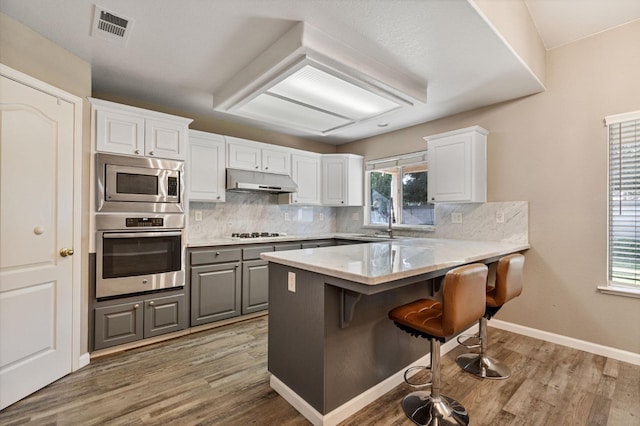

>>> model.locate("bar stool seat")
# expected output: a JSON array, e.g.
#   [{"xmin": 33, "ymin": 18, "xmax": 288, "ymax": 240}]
[
  {"xmin": 389, "ymin": 263, "xmax": 488, "ymax": 426},
  {"xmin": 456, "ymin": 253, "xmax": 525, "ymax": 380}
]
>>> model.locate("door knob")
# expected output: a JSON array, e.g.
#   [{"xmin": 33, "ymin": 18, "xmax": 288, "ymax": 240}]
[{"xmin": 59, "ymin": 248, "xmax": 74, "ymax": 257}]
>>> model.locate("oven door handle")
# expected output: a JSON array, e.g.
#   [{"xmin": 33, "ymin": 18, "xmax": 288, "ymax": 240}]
[{"xmin": 102, "ymin": 231, "xmax": 183, "ymax": 239}]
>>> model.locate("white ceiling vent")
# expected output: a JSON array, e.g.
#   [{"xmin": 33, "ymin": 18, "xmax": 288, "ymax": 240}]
[{"xmin": 91, "ymin": 5, "xmax": 134, "ymax": 46}]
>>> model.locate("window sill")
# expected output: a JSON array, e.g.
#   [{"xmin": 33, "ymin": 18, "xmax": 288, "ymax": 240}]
[{"xmin": 597, "ymin": 285, "xmax": 640, "ymax": 299}]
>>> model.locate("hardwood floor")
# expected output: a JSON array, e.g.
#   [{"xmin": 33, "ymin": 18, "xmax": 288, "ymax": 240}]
[{"xmin": 1, "ymin": 316, "xmax": 638, "ymax": 425}]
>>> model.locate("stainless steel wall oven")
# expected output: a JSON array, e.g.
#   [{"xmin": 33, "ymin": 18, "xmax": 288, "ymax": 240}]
[{"xmin": 96, "ymin": 214, "xmax": 185, "ymax": 298}]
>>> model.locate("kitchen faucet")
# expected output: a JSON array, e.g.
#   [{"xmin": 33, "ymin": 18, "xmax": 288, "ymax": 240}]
[{"xmin": 386, "ymin": 197, "xmax": 394, "ymax": 238}]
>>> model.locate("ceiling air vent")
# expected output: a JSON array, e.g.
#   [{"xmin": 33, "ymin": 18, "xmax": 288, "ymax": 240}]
[{"xmin": 91, "ymin": 5, "xmax": 134, "ymax": 46}]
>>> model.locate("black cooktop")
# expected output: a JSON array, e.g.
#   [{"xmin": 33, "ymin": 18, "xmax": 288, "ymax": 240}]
[{"xmin": 231, "ymin": 232, "xmax": 280, "ymax": 238}]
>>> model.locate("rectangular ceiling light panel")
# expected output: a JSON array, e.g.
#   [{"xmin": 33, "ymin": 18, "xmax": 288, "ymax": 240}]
[
  {"xmin": 234, "ymin": 63, "xmax": 405, "ymax": 134},
  {"xmin": 236, "ymin": 92, "xmax": 352, "ymax": 134},
  {"xmin": 268, "ymin": 65, "xmax": 402, "ymax": 120}
]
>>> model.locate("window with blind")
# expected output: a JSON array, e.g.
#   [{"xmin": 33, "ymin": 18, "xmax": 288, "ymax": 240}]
[
  {"xmin": 365, "ymin": 152, "xmax": 435, "ymax": 227},
  {"xmin": 606, "ymin": 111, "xmax": 640, "ymax": 292}
]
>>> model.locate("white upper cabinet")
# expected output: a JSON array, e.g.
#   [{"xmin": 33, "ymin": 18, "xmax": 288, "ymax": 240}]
[
  {"xmin": 425, "ymin": 125, "xmax": 488, "ymax": 203},
  {"xmin": 226, "ymin": 136, "xmax": 290, "ymax": 175},
  {"xmin": 321, "ymin": 154, "xmax": 363, "ymax": 206},
  {"xmin": 289, "ymin": 152, "xmax": 322, "ymax": 205},
  {"xmin": 187, "ymin": 130, "xmax": 226, "ymax": 202},
  {"xmin": 90, "ymin": 98, "xmax": 192, "ymax": 160}
]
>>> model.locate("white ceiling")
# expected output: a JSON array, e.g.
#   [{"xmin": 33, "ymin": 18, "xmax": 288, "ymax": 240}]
[
  {"xmin": 524, "ymin": 0, "xmax": 640, "ymax": 49},
  {"xmin": 1, "ymin": 0, "xmax": 638, "ymax": 144}
]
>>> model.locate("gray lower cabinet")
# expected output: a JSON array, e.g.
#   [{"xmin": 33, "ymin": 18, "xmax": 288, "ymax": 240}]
[
  {"xmin": 241, "ymin": 245, "xmax": 274, "ymax": 314},
  {"xmin": 242, "ymin": 259, "xmax": 269, "ymax": 314},
  {"xmin": 191, "ymin": 261, "xmax": 241, "ymax": 326},
  {"xmin": 94, "ymin": 293, "xmax": 186, "ymax": 350}
]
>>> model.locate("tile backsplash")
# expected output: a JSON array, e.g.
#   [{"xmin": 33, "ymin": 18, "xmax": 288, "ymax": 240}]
[
  {"xmin": 188, "ymin": 192, "xmax": 528, "ymax": 244},
  {"xmin": 336, "ymin": 201, "xmax": 529, "ymax": 244},
  {"xmin": 188, "ymin": 192, "xmax": 334, "ymax": 242}
]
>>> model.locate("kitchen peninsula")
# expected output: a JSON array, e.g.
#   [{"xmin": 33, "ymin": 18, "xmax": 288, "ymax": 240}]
[{"xmin": 261, "ymin": 238, "xmax": 529, "ymax": 425}]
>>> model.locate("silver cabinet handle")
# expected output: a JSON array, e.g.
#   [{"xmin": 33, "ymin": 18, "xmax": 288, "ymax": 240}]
[
  {"xmin": 149, "ymin": 151, "xmax": 155, "ymax": 156},
  {"xmin": 134, "ymin": 304, "xmax": 140, "ymax": 309},
  {"xmin": 149, "ymin": 301, "xmax": 155, "ymax": 306},
  {"xmin": 134, "ymin": 149, "xmax": 140, "ymax": 154}
]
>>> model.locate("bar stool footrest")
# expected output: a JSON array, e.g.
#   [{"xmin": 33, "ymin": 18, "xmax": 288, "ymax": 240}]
[
  {"xmin": 403, "ymin": 365, "xmax": 432, "ymax": 389},
  {"xmin": 456, "ymin": 334, "xmax": 481, "ymax": 349}
]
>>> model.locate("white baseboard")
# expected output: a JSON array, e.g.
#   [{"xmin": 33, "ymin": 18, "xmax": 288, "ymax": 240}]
[
  {"xmin": 490, "ymin": 319, "xmax": 640, "ymax": 366},
  {"xmin": 270, "ymin": 322, "xmax": 479, "ymax": 426},
  {"xmin": 77, "ymin": 352, "xmax": 91, "ymax": 370}
]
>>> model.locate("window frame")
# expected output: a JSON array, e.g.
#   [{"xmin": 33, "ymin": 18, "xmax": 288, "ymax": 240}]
[
  {"xmin": 363, "ymin": 152, "xmax": 435, "ymax": 231},
  {"xmin": 599, "ymin": 111, "xmax": 640, "ymax": 298}
]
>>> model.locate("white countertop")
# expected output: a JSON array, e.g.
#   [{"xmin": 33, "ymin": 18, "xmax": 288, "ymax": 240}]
[
  {"xmin": 260, "ymin": 238, "xmax": 529, "ymax": 285},
  {"xmin": 187, "ymin": 233, "xmax": 395, "ymax": 247}
]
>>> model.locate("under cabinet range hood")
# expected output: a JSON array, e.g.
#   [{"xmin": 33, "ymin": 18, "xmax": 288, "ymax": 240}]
[{"xmin": 226, "ymin": 168, "xmax": 298, "ymax": 194}]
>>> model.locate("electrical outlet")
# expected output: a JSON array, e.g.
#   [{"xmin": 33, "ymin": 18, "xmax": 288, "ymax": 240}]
[
  {"xmin": 284, "ymin": 212, "xmax": 290, "ymax": 221},
  {"xmin": 194, "ymin": 210, "xmax": 202, "ymax": 221},
  {"xmin": 288, "ymin": 272, "xmax": 296, "ymax": 292},
  {"xmin": 451, "ymin": 212, "xmax": 463, "ymax": 224},
  {"xmin": 496, "ymin": 212, "xmax": 505, "ymax": 224},
  {"xmin": 319, "ymin": 213, "xmax": 324, "ymax": 221}
]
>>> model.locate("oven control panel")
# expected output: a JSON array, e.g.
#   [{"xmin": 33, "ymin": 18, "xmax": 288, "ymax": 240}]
[{"xmin": 125, "ymin": 217, "xmax": 164, "ymax": 227}]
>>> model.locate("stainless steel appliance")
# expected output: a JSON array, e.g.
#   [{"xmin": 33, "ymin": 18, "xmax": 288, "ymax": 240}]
[
  {"xmin": 96, "ymin": 153, "xmax": 184, "ymax": 213},
  {"xmin": 96, "ymin": 214, "xmax": 185, "ymax": 298},
  {"xmin": 226, "ymin": 168, "xmax": 297, "ymax": 194}
]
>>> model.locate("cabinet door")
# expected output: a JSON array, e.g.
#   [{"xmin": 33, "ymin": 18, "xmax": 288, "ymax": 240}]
[
  {"xmin": 262, "ymin": 147, "xmax": 290, "ymax": 175},
  {"xmin": 145, "ymin": 118, "xmax": 187, "ymax": 160},
  {"xmin": 427, "ymin": 128, "xmax": 486, "ymax": 203},
  {"xmin": 188, "ymin": 131, "xmax": 226, "ymax": 202},
  {"xmin": 95, "ymin": 108, "xmax": 145, "ymax": 156},
  {"xmin": 94, "ymin": 301, "xmax": 144, "ymax": 350},
  {"xmin": 191, "ymin": 262, "xmax": 241, "ymax": 326},
  {"xmin": 227, "ymin": 138, "xmax": 261, "ymax": 171},
  {"xmin": 242, "ymin": 260, "xmax": 269, "ymax": 314},
  {"xmin": 291, "ymin": 153, "xmax": 321, "ymax": 205},
  {"xmin": 322, "ymin": 156, "xmax": 347, "ymax": 205},
  {"xmin": 144, "ymin": 294, "xmax": 187, "ymax": 338}
]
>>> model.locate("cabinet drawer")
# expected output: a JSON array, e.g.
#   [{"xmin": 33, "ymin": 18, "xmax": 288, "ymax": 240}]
[
  {"xmin": 191, "ymin": 248, "xmax": 241, "ymax": 265},
  {"xmin": 243, "ymin": 245, "xmax": 275, "ymax": 260}
]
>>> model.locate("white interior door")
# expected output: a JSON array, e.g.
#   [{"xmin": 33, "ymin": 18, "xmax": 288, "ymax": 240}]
[{"xmin": 0, "ymin": 73, "xmax": 76, "ymax": 409}]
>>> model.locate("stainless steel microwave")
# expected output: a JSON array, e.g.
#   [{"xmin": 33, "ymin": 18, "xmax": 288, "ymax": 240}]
[{"xmin": 96, "ymin": 153, "xmax": 184, "ymax": 213}]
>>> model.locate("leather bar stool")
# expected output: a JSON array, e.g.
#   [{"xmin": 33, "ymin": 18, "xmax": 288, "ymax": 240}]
[
  {"xmin": 389, "ymin": 263, "xmax": 488, "ymax": 426},
  {"xmin": 455, "ymin": 253, "xmax": 525, "ymax": 380}
]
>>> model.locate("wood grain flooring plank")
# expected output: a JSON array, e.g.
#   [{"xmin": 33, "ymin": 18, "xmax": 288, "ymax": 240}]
[
  {"xmin": 606, "ymin": 361, "xmax": 640, "ymax": 426},
  {"xmin": 1, "ymin": 317, "xmax": 638, "ymax": 426}
]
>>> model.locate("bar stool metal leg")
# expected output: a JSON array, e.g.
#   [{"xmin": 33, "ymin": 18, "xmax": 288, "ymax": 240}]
[
  {"xmin": 402, "ymin": 338, "xmax": 469, "ymax": 425},
  {"xmin": 455, "ymin": 317, "xmax": 511, "ymax": 380}
]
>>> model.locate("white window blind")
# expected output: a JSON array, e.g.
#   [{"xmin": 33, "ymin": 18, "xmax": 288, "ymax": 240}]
[{"xmin": 607, "ymin": 113, "xmax": 640, "ymax": 289}]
